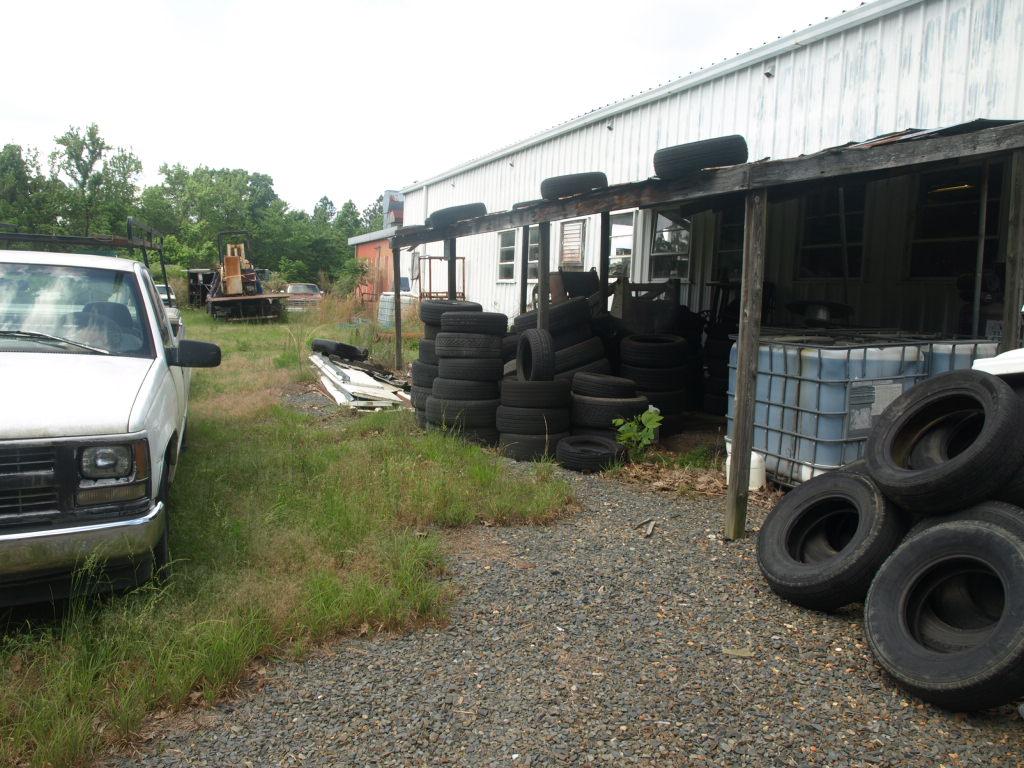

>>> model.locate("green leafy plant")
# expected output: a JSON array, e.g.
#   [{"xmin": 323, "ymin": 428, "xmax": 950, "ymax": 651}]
[{"xmin": 612, "ymin": 408, "xmax": 664, "ymax": 456}]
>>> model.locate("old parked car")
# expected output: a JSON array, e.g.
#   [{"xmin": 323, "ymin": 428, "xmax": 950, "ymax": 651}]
[
  {"xmin": 285, "ymin": 282, "xmax": 323, "ymax": 311},
  {"xmin": 0, "ymin": 250, "xmax": 221, "ymax": 606}
]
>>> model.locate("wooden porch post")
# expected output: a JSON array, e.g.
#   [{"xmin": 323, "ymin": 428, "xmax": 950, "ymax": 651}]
[
  {"xmin": 519, "ymin": 224, "xmax": 530, "ymax": 314},
  {"xmin": 971, "ymin": 161, "xmax": 991, "ymax": 338},
  {"xmin": 538, "ymin": 222, "xmax": 551, "ymax": 331},
  {"xmin": 599, "ymin": 211, "xmax": 611, "ymax": 300},
  {"xmin": 444, "ymin": 237, "xmax": 457, "ymax": 300},
  {"xmin": 391, "ymin": 238, "xmax": 403, "ymax": 370},
  {"xmin": 1002, "ymin": 150, "xmax": 1024, "ymax": 353},
  {"xmin": 724, "ymin": 188, "xmax": 768, "ymax": 541}
]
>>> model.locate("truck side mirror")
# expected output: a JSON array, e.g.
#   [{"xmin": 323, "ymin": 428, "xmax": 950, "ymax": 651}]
[{"xmin": 168, "ymin": 339, "xmax": 221, "ymax": 368}]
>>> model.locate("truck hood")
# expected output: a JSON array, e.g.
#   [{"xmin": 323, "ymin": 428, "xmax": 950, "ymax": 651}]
[{"xmin": 0, "ymin": 353, "xmax": 155, "ymax": 439}]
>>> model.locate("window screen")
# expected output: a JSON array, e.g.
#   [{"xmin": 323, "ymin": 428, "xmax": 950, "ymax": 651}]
[{"xmin": 559, "ymin": 220, "xmax": 586, "ymax": 272}]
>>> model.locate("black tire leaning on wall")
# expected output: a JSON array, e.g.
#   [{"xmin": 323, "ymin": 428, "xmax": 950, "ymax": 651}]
[
  {"xmin": 499, "ymin": 432, "xmax": 569, "ymax": 461},
  {"xmin": 517, "ymin": 328, "xmax": 556, "ymax": 381},
  {"xmin": 756, "ymin": 470, "xmax": 906, "ymax": 611},
  {"xmin": 571, "ymin": 372, "xmax": 637, "ymax": 399},
  {"xmin": 620, "ymin": 334, "xmax": 689, "ymax": 368},
  {"xmin": 438, "ymin": 357, "xmax": 504, "ymax": 382},
  {"xmin": 554, "ymin": 336, "xmax": 606, "ymax": 374},
  {"xmin": 435, "ymin": 332, "xmax": 503, "ymax": 359},
  {"xmin": 496, "ymin": 405, "xmax": 571, "ymax": 435},
  {"xmin": 499, "ymin": 379, "xmax": 571, "ymax": 409},
  {"xmin": 431, "ymin": 377, "xmax": 500, "ymax": 401},
  {"xmin": 410, "ymin": 361, "xmax": 438, "ymax": 388},
  {"xmin": 419, "ymin": 299, "xmax": 483, "ymax": 325},
  {"xmin": 865, "ymin": 370, "xmax": 1024, "ymax": 514},
  {"xmin": 570, "ymin": 394, "xmax": 649, "ymax": 429},
  {"xmin": 440, "ymin": 311, "xmax": 509, "ymax": 336},
  {"xmin": 425, "ymin": 397, "xmax": 500, "ymax": 429},
  {"xmin": 653, "ymin": 135, "xmax": 748, "ymax": 180},
  {"xmin": 556, "ymin": 435, "xmax": 625, "ymax": 472},
  {"xmin": 864, "ymin": 519, "xmax": 1024, "ymax": 711}
]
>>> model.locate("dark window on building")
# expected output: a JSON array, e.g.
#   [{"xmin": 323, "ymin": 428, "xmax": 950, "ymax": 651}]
[
  {"xmin": 909, "ymin": 165, "xmax": 1002, "ymax": 278},
  {"xmin": 797, "ymin": 184, "xmax": 865, "ymax": 279},
  {"xmin": 713, "ymin": 204, "xmax": 745, "ymax": 283},
  {"xmin": 498, "ymin": 230, "xmax": 515, "ymax": 280}
]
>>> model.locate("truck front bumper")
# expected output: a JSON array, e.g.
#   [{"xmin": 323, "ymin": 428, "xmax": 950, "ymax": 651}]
[{"xmin": 0, "ymin": 501, "xmax": 165, "ymax": 578}]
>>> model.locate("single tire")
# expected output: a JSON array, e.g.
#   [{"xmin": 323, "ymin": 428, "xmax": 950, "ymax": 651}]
[
  {"xmin": 502, "ymin": 333, "xmax": 520, "ymax": 363},
  {"xmin": 756, "ymin": 471, "xmax": 906, "ymax": 611},
  {"xmin": 571, "ymin": 372, "xmax": 637, "ymax": 399},
  {"xmin": 512, "ymin": 297, "xmax": 591, "ymax": 334},
  {"xmin": 418, "ymin": 339, "xmax": 437, "ymax": 365},
  {"xmin": 431, "ymin": 377, "xmax": 500, "ymax": 401},
  {"xmin": 620, "ymin": 334, "xmax": 689, "ymax": 368},
  {"xmin": 410, "ymin": 385, "xmax": 432, "ymax": 410},
  {"xmin": 499, "ymin": 432, "xmax": 569, "ymax": 462},
  {"xmin": 865, "ymin": 371, "xmax": 1024, "ymax": 514},
  {"xmin": 571, "ymin": 393, "xmax": 650, "ymax": 429},
  {"xmin": 425, "ymin": 202, "xmax": 487, "ymax": 229},
  {"xmin": 411, "ymin": 361, "xmax": 438, "ymax": 388},
  {"xmin": 423, "ymin": 323, "xmax": 440, "ymax": 341},
  {"xmin": 441, "ymin": 311, "xmax": 508, "ymax": 336},
  {"xmin": 550, "ymin": 324, "xmax": 593, "ymax": 352},
  {"xmin": 619, "ymin": 363, "xmax": 691, "ymax": 392},
  {"xmin": 499, "ymin": 379, "xmax": 571, "ymax": 409},
  {"xmin": 496, "ymin": 405, "xmax": 571, "ymax": 435},
  {"xmin": 653, "ymin": 135, "xmax": 748, "ymax": 180},
  {"xmin": 517, "ymin": 328, "xmax": 556, "ymax": 381},
  {"xmin": 425, "ymin": 396, "xmax": 499, "ymax": 429},
  {"xmin": 311, "ymin": 338, "xmax": 368, "ymax": 361},
  {"xmin": 865, "ymin": 520, "xmax": 1024, "ymax": 710},
  {"xmin": 641, "ymin": 389, "xmax": 686, "ymax": 416},
  {"xmin": 554, "ymin": 357, "xmax": 612, "ymax": 382},
  {"xmin": 435, "ymin": 332, "xmax": 503, "ymax": 359},
  {"xmin": 439, "ymin": 357, "xmax": 504, "ymax": 382},
  {"xmin": 554, "ymin": 336, "xmax": 606, "ymax": 374},
  {"xmin": 415, "ymin": 408, "xmax": 427, "ymax": 429},
  {"xmin": 556, "ymin": 435, "xmax": 624, "ymax": 472},
  {"xmin": 419, "ymin": 299, "xmax": 482, "ymax": 325},
  {"xmin": 540, "ymin": 172, "xmax": 608, "ymax": 201}
]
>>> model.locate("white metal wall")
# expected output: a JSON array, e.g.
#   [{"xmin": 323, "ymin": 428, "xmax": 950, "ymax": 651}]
[{"xmin": 403, "ymin": 0, "xmax": 1024, "ymax": 318}]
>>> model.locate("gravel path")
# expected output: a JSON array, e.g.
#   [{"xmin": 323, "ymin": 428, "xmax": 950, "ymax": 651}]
[{"xmin": 112, "ymin": 472, "xmax": 1023, "ymax": 767}]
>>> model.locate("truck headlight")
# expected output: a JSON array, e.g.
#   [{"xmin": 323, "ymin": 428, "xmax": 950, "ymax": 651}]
[{"xmin": 80, "ymin": 445, "xmax": 133, "ymax": 479}]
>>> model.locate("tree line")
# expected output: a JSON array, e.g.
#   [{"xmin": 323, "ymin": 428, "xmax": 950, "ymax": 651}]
[{"xmin": 0, "ymin": 124, "xmax": 383, "ymax": 288}]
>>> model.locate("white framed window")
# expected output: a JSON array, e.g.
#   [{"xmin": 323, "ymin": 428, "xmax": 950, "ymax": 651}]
[
  {"xmin": 559, "ymin": 219, "xmax": 586, "ymax": 272},
  {"xmin": 498, "ymin": 230, "xmax": 516, "ymax": 280},
  {"xmin": 609, "ymin": 211, "xmax": 634, "ymax": 279},
  {"xmin": 527, "ymin": 226, "xmax": 540, "ymax": 280},
  {"xmin": 650, "ymin": 207, "xmax": 691, "ymax": 280}
]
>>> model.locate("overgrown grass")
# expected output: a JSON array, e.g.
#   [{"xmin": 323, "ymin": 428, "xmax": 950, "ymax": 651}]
[{"xmin": 0, "ymin": 305, "xmax": 570, "ymax": 767}]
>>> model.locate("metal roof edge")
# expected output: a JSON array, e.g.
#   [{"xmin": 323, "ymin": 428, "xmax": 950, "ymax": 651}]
[
  {"xmin": 348, "ymin": 226, "xmax": 398, "ymax": 245},
  {"xmin": 401, "ymin": 0, "xmax": 923, "ymax": 194}
]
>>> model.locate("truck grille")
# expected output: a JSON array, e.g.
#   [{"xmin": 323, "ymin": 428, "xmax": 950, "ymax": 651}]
[
  {"xmin": 0, "ymin": 446, "xmax": 60, "ymax": 525},
  {"xmin": 0, "ymin": 446, "xmax": 56, "ymax": 474}
]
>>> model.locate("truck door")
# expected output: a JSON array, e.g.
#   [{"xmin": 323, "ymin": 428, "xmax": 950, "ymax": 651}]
[{"xmin": 141, "ymin": 269, "xmax": 187, "ymax": 430}]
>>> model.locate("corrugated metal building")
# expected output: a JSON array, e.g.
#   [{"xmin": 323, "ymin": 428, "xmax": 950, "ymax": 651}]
[{"xmin": 397, "ymin": 0, "xmax": 1024, "ymax": 328}]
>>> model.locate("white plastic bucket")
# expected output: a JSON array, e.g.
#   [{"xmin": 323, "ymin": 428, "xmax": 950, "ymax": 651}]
[{"xmin": 724, "ymin": 442, "xmax": 767, "ymax": 491}]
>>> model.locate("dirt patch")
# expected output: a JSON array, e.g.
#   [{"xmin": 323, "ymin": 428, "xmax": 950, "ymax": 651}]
[{"xmin": 280, "ymin": 382, "xmax": 336, "ymax": 416}]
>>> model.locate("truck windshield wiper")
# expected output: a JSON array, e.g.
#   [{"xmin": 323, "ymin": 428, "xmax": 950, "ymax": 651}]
[{"xmin": 0, "ymin": 330, "xmax": 110, "ymax": 355}]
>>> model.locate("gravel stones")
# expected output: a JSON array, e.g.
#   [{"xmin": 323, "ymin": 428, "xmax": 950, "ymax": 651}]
[{"xmin": 113, "ymin": 473, "xmax": 1024, "ymax": 767}]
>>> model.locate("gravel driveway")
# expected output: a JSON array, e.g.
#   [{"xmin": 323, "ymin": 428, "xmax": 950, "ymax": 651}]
[{"xmin": 112, "ymin": 472, "xmax": 1023, "ymax": 767}]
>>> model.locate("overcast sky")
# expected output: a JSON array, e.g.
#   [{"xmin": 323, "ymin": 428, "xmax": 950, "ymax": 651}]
[{"xmin": 4, "ymin": 0, "xmax": 860, "ymax": 214}]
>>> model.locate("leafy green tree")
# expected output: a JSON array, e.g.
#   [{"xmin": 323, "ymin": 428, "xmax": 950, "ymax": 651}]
[{"xmin": 360, "ymin": 195, "xmax": 384, "ymax": 233}]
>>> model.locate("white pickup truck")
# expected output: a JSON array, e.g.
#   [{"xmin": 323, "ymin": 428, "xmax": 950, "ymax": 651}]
[{"xmin": 0, "ymin": 250, "xmax": 220, "ymax": 606}]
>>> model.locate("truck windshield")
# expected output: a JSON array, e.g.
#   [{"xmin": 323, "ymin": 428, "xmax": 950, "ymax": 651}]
[{"xmin": 0, "ymin": 262, "xmax": 154, "ymax": 358}]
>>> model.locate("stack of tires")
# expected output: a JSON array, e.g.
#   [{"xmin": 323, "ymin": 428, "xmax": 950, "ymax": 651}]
[
  {"xmin": 756, "ymin": 369, "xmax": 1024, "ymax": 711},
  {"xmin": 496, "ymin": 380, "xmax": 571, "ymax": 460},
  {"xmin": 411, "ymin": 299, "xmax": 483, "ymax": 427},
  {"xmin": 426, "ymin": 310, "xmax": 508, "ymax": 445},
  {"xmin": 619, "ymin": 334, "xmax": 693, "ymax": 434},
  {"xmin": 569, "ymin": 373, "xmax": 648, "ymax": 441},
  {"xmin": 512, "ymin": 298, "xmax": 611, "ymax": 382},
  {"xmin": 702, "ymin": 324, "xmax": 735, "ymax": 416}
]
